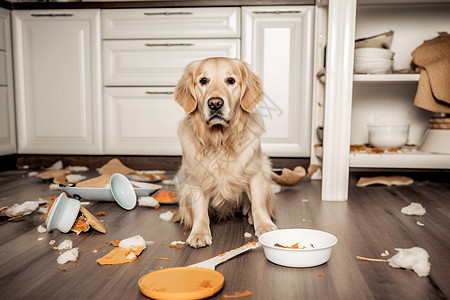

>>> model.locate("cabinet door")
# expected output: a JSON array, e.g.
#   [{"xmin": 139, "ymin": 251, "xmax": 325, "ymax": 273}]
[
  {"xmin": 242, "ymin": 6, "xmax": 314, "ymax": 157},
  {"xmin": 104, "ymin": 87, "xmax": 185, "ymax": 155},
  {"xmin": 103, "ymin": 39, "xmax": 240, "ymax": 86},
  {"xmin": 13, "ymin": 10, "xmax": 102, "ymax": 154},
  {"xmin": 0, "ymin": 8, "xmax": 16, "ymax": 155}
]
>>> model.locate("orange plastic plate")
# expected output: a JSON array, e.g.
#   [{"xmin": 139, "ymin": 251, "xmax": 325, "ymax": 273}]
[{"xmin": 138, "ymin": 267, "xmax": 224, "ymax": 300}]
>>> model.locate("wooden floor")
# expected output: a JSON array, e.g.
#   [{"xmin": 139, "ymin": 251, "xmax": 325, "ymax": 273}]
[{"xmin": 0, "ymin": 166, "xmax": 449, "ymax": 300}]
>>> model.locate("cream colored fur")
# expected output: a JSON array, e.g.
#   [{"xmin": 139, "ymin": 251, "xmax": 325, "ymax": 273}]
[{"xmin": 174, "ymin": 57, "xmax": 277, "ymax": 248}]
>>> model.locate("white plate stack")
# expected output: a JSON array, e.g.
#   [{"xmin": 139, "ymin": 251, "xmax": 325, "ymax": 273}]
[{"xmin": 354, "ymin": 47, "xmax": 395, "ymax": 74}]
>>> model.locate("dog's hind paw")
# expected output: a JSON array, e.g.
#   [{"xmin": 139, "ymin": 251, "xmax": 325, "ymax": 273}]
[{"xmin": 187, "ymin": 232, "xmax": 212, "ymax": 248}]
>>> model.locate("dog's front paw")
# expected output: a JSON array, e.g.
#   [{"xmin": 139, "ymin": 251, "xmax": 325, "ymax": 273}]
[
  {"xmin": 187, "ymin": 232, "xmax": 212, "ymax": 248},
  {"xmin": 255, "ymin": 223, "xmax": 278, "ymax": 237}
]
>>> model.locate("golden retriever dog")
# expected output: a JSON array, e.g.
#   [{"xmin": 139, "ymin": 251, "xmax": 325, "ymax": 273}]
[{"xmin": 174, "ymin": 57, "xmax": 277, "ymax": 248}]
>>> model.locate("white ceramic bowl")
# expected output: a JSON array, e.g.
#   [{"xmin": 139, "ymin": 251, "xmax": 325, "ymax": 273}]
[
  {"xmin": 368, "ymin": 124, "xmax": 410, "ymax": 148},
  {"xmin": 110, "ymin": 173, "xmax": 137, "ymax": 210},
  {"xmin": 259, "ymin": 229, "xmax": 338, "ymax": 268},
  {"xmin": 354, "ymin": 47, "xmax": 395, "ymax": 60},
  {"xmin": 419, "ymin": 129, "xmax": 450, "ymax": 154},
  {"xmin": 46, "ymin": 192, "xmax": 81, "ymax": 233}
]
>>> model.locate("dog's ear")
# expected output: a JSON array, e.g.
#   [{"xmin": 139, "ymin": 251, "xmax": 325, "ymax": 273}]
[
  {"xmin": 174, "ymin": 61, "xmax": 199, "ymax": 114},
  {"xmin": 239, "ymin": 61, "xmax": 264, "ymax": 113}
]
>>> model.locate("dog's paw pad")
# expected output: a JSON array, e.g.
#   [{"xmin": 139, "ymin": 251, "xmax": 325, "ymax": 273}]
[
  {"xmin": 187, "ymin": 233, "xmax": 212, "ymax": 248},
  {"xmin": 255, "ymin": 224, "xmax": 278, "ymax": 237}
]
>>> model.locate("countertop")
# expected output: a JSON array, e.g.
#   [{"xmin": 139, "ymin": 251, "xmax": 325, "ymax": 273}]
[{"xmin": 0, "ymin": 0, "xmax": 315, "ymax": 10}]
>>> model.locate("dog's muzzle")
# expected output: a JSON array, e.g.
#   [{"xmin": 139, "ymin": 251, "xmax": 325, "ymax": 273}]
[{"xmin": 206, "ymin": 97, "xmax": 230, "ymax": 126}]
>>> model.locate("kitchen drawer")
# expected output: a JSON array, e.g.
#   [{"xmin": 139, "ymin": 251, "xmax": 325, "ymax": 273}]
[
  {"xmin": 103, "ymin": 39, "xmax": 240, "ymax": 86},
  {"xmin": 104, "ymin": 87, "xmax": 184, "ymax": 155},
  {"xmin": 102, "ymin": 7, "xmax": 240, "ymax": 39},
  {"xmin": 0, "ymin": 51, "xmax": 6, "ymax": 85}
]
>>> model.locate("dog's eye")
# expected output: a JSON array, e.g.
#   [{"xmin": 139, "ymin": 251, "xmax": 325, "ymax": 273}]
[
  {"xmin": 199, "ymin": 77, "xmax": 208, "ymax": 85},
  {"xmin": 227, "ymin": 78, "xmax": 236, "ymax": 84}
]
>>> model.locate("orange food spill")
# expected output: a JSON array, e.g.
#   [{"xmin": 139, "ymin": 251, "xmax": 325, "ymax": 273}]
[
  {"xmin": 45, "ymin": 198, "xmax": 56, "ymax": 221},
  {"xmin": 97, "ymin": 245, "xmax": 144, "ymax": 265},
  {"xmin": 107, "ymin": 240, "xmax": 121, "ymax": 247},
  {"xmin": 274, "ymin": 243, "xmax": 306, "ymax": 249},
  {"xmin": 155, "ymin": 191, "xmax": 177, "ymax": 203},
  {"xmin": 58, "ymin": 268, "xmax": 67, "ymax": 271},
  {"xmin": 223, "ymin": 290, "xmax": 253, "ymax": 298},
  {"xmin": 318, "ymin": 273, "xmax": 325, "ymax": 277},
  {"xmin": 154, "ymin": 257, "xmax": 170, "ymax": 261},
  {"xmin": 97, "ymin": 211, "xmax": 106, "ymax": 216},
  {"xmin": 169, "ymin": 245, "xmax": 183, "ymax": 249}
]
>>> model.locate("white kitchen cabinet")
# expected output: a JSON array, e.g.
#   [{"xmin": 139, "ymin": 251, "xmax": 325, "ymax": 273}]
[
  {"xmin": 104, "ymin": 87, "xmax": 185, "ymax": 154},
  {"xmin": 102, "ymin": 7, "xmax": 240, "ymax": 39},
  {"xmin": 102, "ymin": 7, "xmax": 241, "ymax": 155},
  {"xmin": 0, "ymin": 8, "xmax": 16, "ymax": 155},
  {"xmin": 103, "ymin": 39, "xmax": 240, "ymax": 86},
  {"xmin": 242, "ymin": 6, "xmax": 315, "ymax": 157},
  {"xmin": 12, "ymin": 10, "xmax": 102, "ymax": 154}
]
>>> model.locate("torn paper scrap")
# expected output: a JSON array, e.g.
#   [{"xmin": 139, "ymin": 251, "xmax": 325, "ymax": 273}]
[
  {"xmin": 138, "ymin": 196, "xmax": 160, "ymax": 208},
  {"xmin": 47, "ymin": 160, "xmax": 63, "ymax": 170},
  {"xmin": 356, "ymin": 176, "xmax": 413, "ymax": 187},
  {"xmin": 66, "ymin": 174, "xmax": 87, "ymax": 184},
  {"xmin": 159, "ymin": 211, "xmax": 175, "ymax": 221},
  {"xmin": 37, "ymin": 225, "xmax": 47, "ymax": 233},
  {"xmin": 2, "ymin": 201, "xmax": 39, "ymax": 217},
  {"xmin": 57, "ymin": 248, "xmax": 79, "ymax": 265},
  {"xmin": 244, "ymin": 232, "xmax": 253, "ymax": 238},
  {"xmin": 66, "ymin": 165, "xmax": 89, "ymax": 172},
  {"xmin": 401, "ymin": 202, "xmax": 426, "ymax": 216},
  {"xmin": 388, "ymin": 247, "xmax": 430, "ymax": 277},
  {"xmin": 57, "ymin": 239, "xmax": 73, "ymax": 250}
]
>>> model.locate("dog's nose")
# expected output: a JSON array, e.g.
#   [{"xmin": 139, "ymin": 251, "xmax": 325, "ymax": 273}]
[{"xmin": 208, "ymin": 98, "xmax": 224, "ymax": 111}]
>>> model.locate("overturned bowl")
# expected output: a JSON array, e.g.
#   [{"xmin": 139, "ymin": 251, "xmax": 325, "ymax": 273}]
[
  {"xmin": 46, "ymin": 192, "xmax": 81, "ymax": 233},
  {"xmin": 259, "ymin": 229, "xmax": 337, "ymax": 268},
  {"xmin": 110, "ymin": 173, "xmax": 137, "ymax": 210}
]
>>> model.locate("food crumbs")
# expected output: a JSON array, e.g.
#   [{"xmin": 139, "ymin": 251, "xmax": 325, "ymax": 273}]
[
  {"xmin": 154, "ymin": 257, "xmax": 170, "ymax": 261},
  {"xmin": 318, "ymin": 273, "xmax": 325, "ymax": 277},
  {"xmin": 169, "ymin": 245, "xmax": 184, "ymax": 249},
  {"xmin": 223, "ymin": 290, "xmax": 253, "ymax": 298},
  {"xmin": 97, "ymin": 211, "xmax": 106, "ymax": 216},
  {"xmin": 107, "ymin": 240, "xmax": 121, "ymax": 247},
  {"xmin": 58, "ymin": 268, "xmax": 67, "ymax": 271}
]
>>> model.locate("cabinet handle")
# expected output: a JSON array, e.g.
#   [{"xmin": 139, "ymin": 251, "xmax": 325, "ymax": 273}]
[
  {"xmin": 144, "ymin": 12, "xmax": 193, "ymax": 16},
  {"xmin": 145, "ymin": 43, "xmax": 195, "ymax": 47},
  {"xmin": 145, "ymin": 91, "xmax": 174, "ymax": 95},
  {"xmin": 31, "ymin": 13, "xmax": 74, "ymax": 17},
  {"xmin": 252, "ymin": 10, "xmax": 302, "ymax": 14}
]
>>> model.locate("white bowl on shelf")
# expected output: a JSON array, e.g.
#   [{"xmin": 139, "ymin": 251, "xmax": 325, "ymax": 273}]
[
  {"xmin": 259, "ymin": 228, "xmax": 338, "ymax": 268},
  {"xmin": 355, "ymin": 47, "xmax": 395, "ymax": 60},
  {"xmin": 368, "ymin": 124, "xmax": 410, "ymax": 148},
  {"xmin": 419, "ymin": 129, "xmax": 450, "ymax": 154}
]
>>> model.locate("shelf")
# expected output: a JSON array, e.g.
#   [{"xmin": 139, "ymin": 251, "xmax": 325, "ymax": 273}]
[
  {"xmin": 353, "ymin": 73, "xmax": 420, "ymax": 82},
  {"xmin": 349, "ymin": 151, "xmax": 450, "ymax": 169}
]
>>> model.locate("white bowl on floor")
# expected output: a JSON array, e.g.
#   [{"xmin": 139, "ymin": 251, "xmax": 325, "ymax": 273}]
[
  {"xmin": 110, "ymin": 173, "xmax": 137, "ymax": 210},
  {"xmin": 259, "ymin": 229, "xmax": 338, "ymax": 268},
  {"xmin": 46, "ymin": 192, "xmax": 80, "ymax": 233}
]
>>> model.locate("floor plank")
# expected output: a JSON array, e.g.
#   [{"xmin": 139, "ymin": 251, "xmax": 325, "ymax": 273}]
[{"xmin": 0, "ymin": 168, "xmax": 449, "ymax": 299}]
